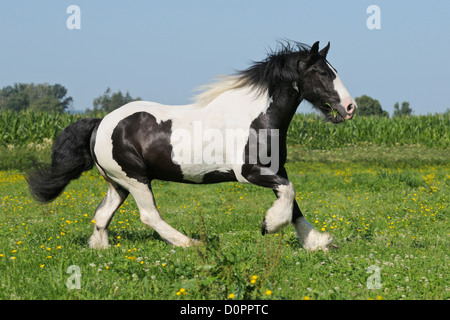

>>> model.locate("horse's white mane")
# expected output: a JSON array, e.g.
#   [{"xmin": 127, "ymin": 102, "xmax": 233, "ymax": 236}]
[{"xmin": 192, "ymin": 75, "xmax": 249, "ymax": 107}]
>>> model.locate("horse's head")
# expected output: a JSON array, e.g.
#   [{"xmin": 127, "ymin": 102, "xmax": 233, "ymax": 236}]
[{"xmin": 299, "ymin": 41, "xmax": 357, "ymax": 123}]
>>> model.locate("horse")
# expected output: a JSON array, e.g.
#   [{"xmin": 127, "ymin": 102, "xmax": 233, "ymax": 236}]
[{"xmin": 27, "ymin": 41, "xmax": 357, "ymax": 252}]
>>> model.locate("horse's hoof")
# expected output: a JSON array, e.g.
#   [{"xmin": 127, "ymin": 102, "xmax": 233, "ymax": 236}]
[
  {"xmin": 191, "ymin": 239, "xmax": 203, "ymax": 246},
  {"xmin": 261, "ymin": 220, "xmax": 268, "ymax": 235}
]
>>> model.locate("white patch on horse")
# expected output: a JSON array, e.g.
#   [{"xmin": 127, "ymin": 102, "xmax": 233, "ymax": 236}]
[
  {"xmin": 89, "ymin": 179, "xmax": 127, "ymax": 249},
  {"xmin": 130, "ymin": 181, "xmax": 197, "ymax": 247},
  {"xmin": 326, "ymin": 62, "xmax": 356, "ymax": 117}
]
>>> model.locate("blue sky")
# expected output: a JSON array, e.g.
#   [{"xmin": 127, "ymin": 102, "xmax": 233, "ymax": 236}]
[{"xmin": 1, "ymin": 1, "xmax": 449, "ymax": 115}]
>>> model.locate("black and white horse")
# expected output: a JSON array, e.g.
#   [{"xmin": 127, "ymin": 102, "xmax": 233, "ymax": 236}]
[{"xmin": 27, "ymin": 41, "xmax": 357, "ymax": 251}]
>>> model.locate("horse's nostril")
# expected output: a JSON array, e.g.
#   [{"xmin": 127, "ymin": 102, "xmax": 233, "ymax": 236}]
[{"xmin": 347, "ymin": 104, "xmax": 355, "ymax": 114}]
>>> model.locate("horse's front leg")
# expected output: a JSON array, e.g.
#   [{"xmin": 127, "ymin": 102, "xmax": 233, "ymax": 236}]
[
  {"xmin": 263, "ymin": 182, "xmax": 296, "ymax": 233},
  {"xmin": 291, "ymin": 199, "xmax": 333, "ymax": 251},
  {"xmin": 242, "ymin": 165, "xmax": 295, "ymax": 234},
  {"xmin": 277, "ymin": 167, "xmax": 334, "ymax": 251},
  {"xmin": 244, "ymin": 165, "xmax": 333, "ymax": 251}
]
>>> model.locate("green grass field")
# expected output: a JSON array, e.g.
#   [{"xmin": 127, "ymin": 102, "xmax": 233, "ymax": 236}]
[{"xmin": 0, "ymin": 145, "xmax": 448, "ymax": 300}]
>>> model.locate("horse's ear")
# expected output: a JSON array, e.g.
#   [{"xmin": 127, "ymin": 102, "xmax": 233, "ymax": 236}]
[
  {"xmin": 310, "ymin": 41, "xmax": 320, "ymax": 55},
  {"xmin": 319, "ymin": 41, "xmax": 330, "ymax": 58},
  {"xmin": 299, "ymin": 41, "xmax": 321, "ymax": 71}
]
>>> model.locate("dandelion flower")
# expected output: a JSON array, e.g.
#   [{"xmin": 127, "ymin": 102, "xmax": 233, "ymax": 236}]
[
  {"xmin": 265, "ymin": 290, "xmax": 272, "ymax": 296},
  {"xmin": 177, "ymin": 288, "xmax": 187, "ymax": 296},
  {"xmin": 228, "ymin": 293, "xmax": 235, "ymax": 299}
]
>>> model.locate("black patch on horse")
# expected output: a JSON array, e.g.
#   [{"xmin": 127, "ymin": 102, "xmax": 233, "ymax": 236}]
[{"xmin": 111, "ymin": 112, "xmax": 183, "ymax": 184}]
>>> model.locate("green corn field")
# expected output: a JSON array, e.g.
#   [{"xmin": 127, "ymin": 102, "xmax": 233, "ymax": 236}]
[
  {"xmin": 287, "ymin": 113, "xmax": 449, "ymax": 149},
  {"xmin": 0, "ymin": 110, "xmax": 449, "ymax": 149},
  {"xmin": 0, "ymin": 111, "xmax": 85, "ymax": 148}
]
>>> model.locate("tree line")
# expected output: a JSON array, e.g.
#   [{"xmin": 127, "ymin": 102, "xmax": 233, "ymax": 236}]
[
  {"xmin": 355, "ymin": 95, "xmax": 414, "ymax": 117},
  {"xmin": 0, "ymin": 83, "xmax": 73, "ymax": 112},
  {"xmin": 0, "ymin": 82, "xmax": 441, "ymax": 117},
  {"xmin": 0, "ymin": 83, "xmax": 140, "ymax": 113}
]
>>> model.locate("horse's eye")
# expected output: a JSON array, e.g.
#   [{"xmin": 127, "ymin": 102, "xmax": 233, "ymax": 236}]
[{"xmin": 320, "ymin": 71, "xmax": 327, "ymax": 76}]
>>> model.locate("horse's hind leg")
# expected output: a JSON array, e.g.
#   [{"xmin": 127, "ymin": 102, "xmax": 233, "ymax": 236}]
[
  {"xmin": 128, "ymin": 182, "xmax": 198, "ymax": 247},
  {"xmin": 89, "ymin": 181, "xmax": 129, "ymax": 249}
]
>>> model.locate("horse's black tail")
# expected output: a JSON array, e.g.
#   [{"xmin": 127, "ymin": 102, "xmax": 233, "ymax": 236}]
[{"xmin": 26, "ymin": 117, "xmax": 102, "ymax": 203}]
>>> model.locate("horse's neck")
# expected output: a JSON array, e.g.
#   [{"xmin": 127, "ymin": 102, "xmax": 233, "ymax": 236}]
[
  {"xmin": 262, "ymin": 89, "xmax": 302, "ymax": 132},
  {"xmin": 202, "ymin": 86, "xmax": 271, "ymax": 122},
  {"xmin": 196, "ymin": 85, "xmax": 300, "ymax": 133},
  {"xmin": 208, "ymin": 88, "xmax": 293, "ymax": 169}
]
